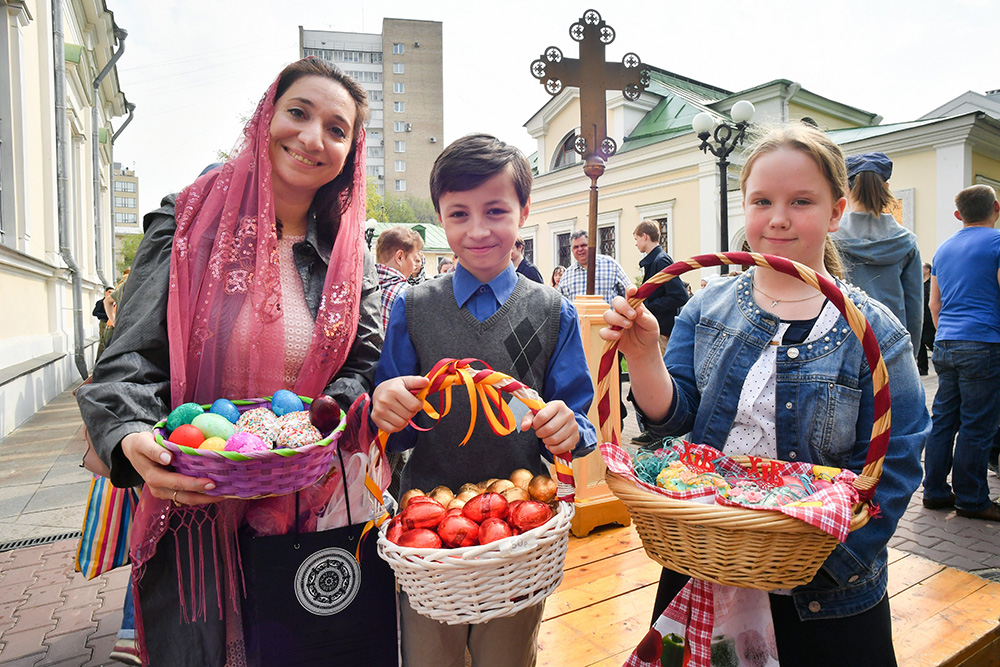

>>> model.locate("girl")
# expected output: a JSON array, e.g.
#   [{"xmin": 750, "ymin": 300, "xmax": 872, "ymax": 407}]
[
  {"xmin": 832, "ymin": 152, "xmax": 923, "ymax": 354},
  {"xmin": 77, "ymin": 58, "xmax": 383, "ymax": 665},
  {"xmin": 601, "ymin": 124, "xmax": 929, "ymax": 666}
]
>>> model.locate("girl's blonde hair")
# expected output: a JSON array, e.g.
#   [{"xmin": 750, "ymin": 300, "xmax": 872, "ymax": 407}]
[{"xmin": 738, "ymin": 123, "xmax": 847, "ymax": 279}]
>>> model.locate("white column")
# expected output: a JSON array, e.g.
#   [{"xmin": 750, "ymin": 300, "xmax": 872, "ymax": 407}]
[{"xmin": 935, "ymin": 142, "xmax": 972, "ymax": 246}]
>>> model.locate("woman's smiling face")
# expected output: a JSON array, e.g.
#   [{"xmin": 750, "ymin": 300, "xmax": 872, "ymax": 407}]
[{"xmin": 268, "ymin": 75, "xmax": 356, "ymax": 203}]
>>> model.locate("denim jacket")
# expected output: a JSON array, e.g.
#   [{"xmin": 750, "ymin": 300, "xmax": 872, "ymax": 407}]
[{"xmin": 645, "ymin": 269, "xmax": 929, "ymax": 620}]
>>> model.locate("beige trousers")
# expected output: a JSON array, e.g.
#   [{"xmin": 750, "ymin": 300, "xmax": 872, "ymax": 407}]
[{"xmin": 399, "ymin": 592, "xmax": 545, "ymax": 667}]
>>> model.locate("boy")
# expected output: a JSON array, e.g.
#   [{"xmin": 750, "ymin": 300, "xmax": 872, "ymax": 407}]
[
  {"xmin": 375, "ymin": 225, "xmax": 424, "ymax": 330},
  {"xmin": 922, "ymin": 184, "xmax": 1000, "ymax": 521},
  {"xmin": 372, "ymin": 134, "xmax": 597, "ymax": 666},
  {"xmin": 629, "ymin": 221, "xmax": 688, "ymax": 446}
]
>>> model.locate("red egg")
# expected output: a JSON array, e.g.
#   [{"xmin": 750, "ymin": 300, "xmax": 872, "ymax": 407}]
[
  {"xmin": 437, "ymin": 514, "xmax": 480, "ymax": 548},
  {"xmin": 385, "ymin": 517, "xmax": 404, "ymax": 543},
  {"xmin": 395, "ymin": 528, "xmax": 442, "ymax": 549},
  {"xmin": 169, "ymin": 424, "xmax": 205, "ymax": 448},
  {"xmin": 461, "ymin": 492, "xmax": 508, "ymax": 523},
  {"xmin": 507, "ymin": 500, "xmax": 553, "ymax": 532},
  {"xmin": 400, "ymin": 499, "xmax": 446, "ymax": 530},
  {"xmin": 478, "ymin": 518, "xmax": 514, "ymax": 545}
]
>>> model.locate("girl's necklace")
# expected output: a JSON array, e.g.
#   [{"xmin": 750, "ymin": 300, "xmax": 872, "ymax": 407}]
[{"xmin": 752, "ymin": 278, "xmax": 823, "ymax": 308}]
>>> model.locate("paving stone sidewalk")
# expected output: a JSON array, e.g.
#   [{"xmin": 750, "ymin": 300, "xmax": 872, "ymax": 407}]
[{"xmin": 1, "ymin": 373, "xmax": 999, "ymax": 665}]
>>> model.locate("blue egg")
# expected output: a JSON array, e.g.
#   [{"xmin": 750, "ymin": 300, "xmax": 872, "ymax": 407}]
[
  {"xmin": 209, "ymin": 398, "xmax": 241, "ymax": 424},
  {"xmin": 270, "ymin": 389, "xmax": 305, "ymax": 416}
]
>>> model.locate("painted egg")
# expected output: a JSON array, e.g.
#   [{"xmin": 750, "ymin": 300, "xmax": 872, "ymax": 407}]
[
  {"xmin": 191, "ymin": 413, "xmax": 235, "ymax": 441},
  {"xmin": 225, "ymin": 432, "xmax": 269, "ymax": 453},
  {"xmin": 166, "ymin": 402, "xmax": 204, "ymax": 433},
  {"xmin": 209, "ymin": 398, "xmax": 241, "ymax": 424},
  {"xmin": 270, "ymin": 389, "xmax": 305, "ymax": 416},
  {"xmin": 169, "ymin": 424, "xmax": 205, "ymax": 448},
  {"xmin": 200, "ymin": 436, "xmax": 227, "ymax": 451}
]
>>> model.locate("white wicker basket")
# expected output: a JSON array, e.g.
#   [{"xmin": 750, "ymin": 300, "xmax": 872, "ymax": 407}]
[{"xmin": 377, "ymin": 500, "xmax": 574, "ymax": 624}]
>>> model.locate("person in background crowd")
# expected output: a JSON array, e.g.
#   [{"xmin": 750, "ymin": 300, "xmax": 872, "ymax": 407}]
[
  {"xmin": 437, "ymin": 256, "xmax": 454, "ymax": 276},
  {"xmin": 832, "ymin": 152, "xmax": 923, "ymax": 353},
  {"xmin": 375, "ymin": 225, "xmax": 424, "ymax": 331},
  {"xmin": 511, "ymin": 236, "xmax": 544, "ymax": 283},
  {"xmin": 93, "ymin": 286, "xmax": 113, "ymax": 359},
  {"xmin": 558, "ymin": 230, "xmax": 630, "ymax": 305},
  {"xmin": 407, "ymin": 251, "xmax": 426, "ymax": 285},
  {"xmin": 917, "ymin": 262, "xmax": 935, "ymax": 375},
  {"xmin": 629, "ymin": 220, "xmax": 688, "ymax": 447},
  {"xmin": 922, "ymin": 184, "xmax": 1000, "ymax": 522},
  {"xmin": 550, "ymin": 265, "xmax": 565, "ymax": 288}
]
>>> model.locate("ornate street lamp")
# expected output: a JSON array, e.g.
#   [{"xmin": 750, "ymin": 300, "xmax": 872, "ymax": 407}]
[
  {"xmin": 365, "ymin": 218, "xmax": 378, "ymax": 250},
  {"xmin": 692, "ymin": 100, "xmax": 755, "ymax": 273}
]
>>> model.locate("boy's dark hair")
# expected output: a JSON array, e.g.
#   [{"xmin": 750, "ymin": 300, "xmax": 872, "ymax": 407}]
[
  {"xmin": 955, "ymin": 184, "xmax": 998, "ymax": 224},
  {"xmin": 429, "ymin": 134, "xmax": 532, "ymax": 212},
  {"xmin": 634, "ymin": 220, "xmax": 659, "ymax": 243}
]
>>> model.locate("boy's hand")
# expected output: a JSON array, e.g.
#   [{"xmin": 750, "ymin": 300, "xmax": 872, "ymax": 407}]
[
  {"xmin": 520, "ymin": 400, "xmax": 579, "ymax": 457},
  {"xmin": 599, "ymin": 286, "xmax": 661, "ymax": 360},
  {"xmin": 371, "ymin": 375, "xmax": 431, "ymax": 434}
]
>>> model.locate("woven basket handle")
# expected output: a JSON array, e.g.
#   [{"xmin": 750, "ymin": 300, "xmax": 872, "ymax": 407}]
[
  {"xmin": 597, "ymin": 251, "xmax": 890, "ymax": 497},
  {"xmin": 377, "ymin": 358, "xmax": 576, "ymax": 503}
]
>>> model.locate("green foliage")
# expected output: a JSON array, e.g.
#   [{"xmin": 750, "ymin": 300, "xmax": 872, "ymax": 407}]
[
  {"xmin": 365, "ymin": 177, "xmax": 437, "ymax": 226},
  {"xmin": 116, "ymin": 234, "xmax": 143, "ymax": 277}
]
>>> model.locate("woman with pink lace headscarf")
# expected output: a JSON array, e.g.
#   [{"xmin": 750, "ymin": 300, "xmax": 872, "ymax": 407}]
[{"xmin": 77, "ymin": 58, "xmax": 383, "ymax": 665}]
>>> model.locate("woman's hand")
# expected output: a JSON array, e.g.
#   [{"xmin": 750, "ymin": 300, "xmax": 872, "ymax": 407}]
[
  {"xmin": 121, "ymin": 431, "xmax": 220, "ymax": 506},
  {"xmin": 371, "ymin": 375, "xmax": 431, "ymax": 434},
  {"xmin": 520, "ymin": 400, "xmax": 579, "ymax": 456},
  {"xmin": 599, "ymin": 286, "xmax": 662, "ymax": 361}
]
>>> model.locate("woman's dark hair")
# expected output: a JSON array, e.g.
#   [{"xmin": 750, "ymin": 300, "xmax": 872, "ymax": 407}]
[{"xmin": 273, "ymin": 58, "xmax": 370, "ymax": 241}]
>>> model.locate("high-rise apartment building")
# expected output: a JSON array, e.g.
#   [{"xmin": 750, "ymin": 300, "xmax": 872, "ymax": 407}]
[
  {"xmin": 299, "ymin": 19, "xmax": 443, "ymax": 200},
  {"xmin": 112, "ymin": 162, "xmax": 140, "ymax": 267}
]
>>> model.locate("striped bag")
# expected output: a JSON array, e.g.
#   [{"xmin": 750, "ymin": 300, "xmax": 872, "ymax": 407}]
[{"xmin": 74, "ymin": 474, "xmax": 139, "ymax": 579}]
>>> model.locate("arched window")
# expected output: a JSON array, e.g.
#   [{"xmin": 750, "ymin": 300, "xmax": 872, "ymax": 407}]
[{"xmin": 551, "ymin": 130, "xmax": 581, "ymax": 170}]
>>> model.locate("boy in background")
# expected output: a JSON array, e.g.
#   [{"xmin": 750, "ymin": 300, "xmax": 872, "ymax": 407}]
[
  {"xmin": 372, "ymin": 133, "xmax": 596, "ymax": 666},
  {"xmin": 375, "ymin": 225, "xmax": 424, "ymax": 330}
]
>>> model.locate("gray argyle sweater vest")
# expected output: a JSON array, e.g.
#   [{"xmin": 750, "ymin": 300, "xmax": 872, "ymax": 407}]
[{"xmin": 402, "ymin": 274, "xmax": 563, "ymax": 493}]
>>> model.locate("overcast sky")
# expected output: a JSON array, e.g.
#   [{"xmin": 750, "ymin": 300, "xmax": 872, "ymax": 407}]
[{"xmin": 109, "ymin": 0, "xmax": 998, "ymax": 217}]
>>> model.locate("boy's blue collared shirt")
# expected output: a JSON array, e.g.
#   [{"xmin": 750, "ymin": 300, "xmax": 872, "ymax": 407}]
[{"xmin": 376, "ymin": 264, "xmax": 598, "ymax": 459}]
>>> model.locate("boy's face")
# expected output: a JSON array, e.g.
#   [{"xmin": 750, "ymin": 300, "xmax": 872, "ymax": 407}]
[
  {"xmin": 437, "ymin": 171, "xmax": 528, "ymax": 283},
  {"xmin": 633, "ymin": 233, "xmax": 655, "ymax": 254}
]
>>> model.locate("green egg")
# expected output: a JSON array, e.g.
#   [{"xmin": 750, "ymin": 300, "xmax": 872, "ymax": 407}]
[
  {"xmin": 166, "ymin": 402, "xmax": 205, "ymax": 433},
  {"xmin": 191, "ymin": 412, "xmax": 236, "ymax": 440}
]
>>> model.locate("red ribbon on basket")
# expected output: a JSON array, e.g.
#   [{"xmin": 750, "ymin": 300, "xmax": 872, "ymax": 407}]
[{"xmin": 375, "ymin": 358, "xmax": 576, "ymax": 503}]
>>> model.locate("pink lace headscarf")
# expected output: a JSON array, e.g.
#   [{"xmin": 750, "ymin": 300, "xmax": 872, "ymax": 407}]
[{"xmin": 166, "ymin": 69, "xmax": 367, "ymax": 406}]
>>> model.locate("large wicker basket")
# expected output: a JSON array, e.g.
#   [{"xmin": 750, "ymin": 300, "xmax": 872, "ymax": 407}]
[
  {"xmin": 153, "ymin": 395, "xmax": 344, "ymax": 499},
  {"xmin": 600, "ymin": 252, "xmax": 890, "ymax": 590},
  {"xmin": 376, "ymin": 358, "xmax": 577, "ymax": 624}
]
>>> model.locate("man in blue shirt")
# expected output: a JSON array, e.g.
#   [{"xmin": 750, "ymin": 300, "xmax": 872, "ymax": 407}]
[{"xmin": 923, "ymin": 184, "xmax": 1000, "ymax": 521}]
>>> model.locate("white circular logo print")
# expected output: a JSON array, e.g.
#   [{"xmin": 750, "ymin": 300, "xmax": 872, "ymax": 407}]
[{"xmin": 293, "ymin": 547, "xmax": 361, "ymax": 616}]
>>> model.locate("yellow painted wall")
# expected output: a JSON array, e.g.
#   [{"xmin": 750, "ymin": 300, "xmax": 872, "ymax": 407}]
[
  {"xmin": 886, "ymin": 150, "xmax": 937, "ymax": 260},
  {"xmin": 788, "ymin": 103, "xmax": 862, "ymax": 131},
  {"xmin": 0, "ymin": 275, "xmax": 51, "ymax": 338},
  {"xmin": 972, "ymin": 151, "xmax": 1000, "ymax": 184}
]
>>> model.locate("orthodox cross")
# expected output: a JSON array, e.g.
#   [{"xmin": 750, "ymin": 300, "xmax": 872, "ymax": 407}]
[{"xmin": 531, "ymin": 9, "xmax": 649, "ymax": 296}]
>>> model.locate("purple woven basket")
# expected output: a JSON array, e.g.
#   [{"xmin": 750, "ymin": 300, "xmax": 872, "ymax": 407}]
[{"xmin": 153, "ymin": 397, "xmax": 345, "ymax": 499}]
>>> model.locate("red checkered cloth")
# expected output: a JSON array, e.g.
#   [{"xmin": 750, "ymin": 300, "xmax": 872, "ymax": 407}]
[
  {"xmin": 624, "ymin": 579, "xmax": 715, "ymax": 667},
  {"xmin": 600, "ymin": 439, "xmax": 859, "ymax": 542}
]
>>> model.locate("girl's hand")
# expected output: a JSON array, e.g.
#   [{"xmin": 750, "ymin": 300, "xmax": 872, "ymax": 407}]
[
  {"xmin": 371, "ymin": 375, "xmax": 431, "ymax": 434},
  {"xmin": 520, "ymin": 400, "xmax": 579, "ymax": 456},
  {"xmin": 599, "ymin": 286, "xmax": 661, "ymax": 359},
  {"xmin": 121, "ymin": 431, "xmax": 220, "ymax": 505}
]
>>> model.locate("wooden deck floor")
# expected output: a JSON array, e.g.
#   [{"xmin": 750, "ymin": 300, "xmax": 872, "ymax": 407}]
[{"xmin": 538, "ymin": 524, "xmax": 1000, "ymax": 667}]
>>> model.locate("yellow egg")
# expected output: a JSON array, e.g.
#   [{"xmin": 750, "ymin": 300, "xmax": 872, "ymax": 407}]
[
  {"xmin": 812, "ymin": 465, "xmax": 841, "ymax": 481},
  {"xmin": 200, "ymin": 436, "xmax": 227, "ymax": 451}
]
